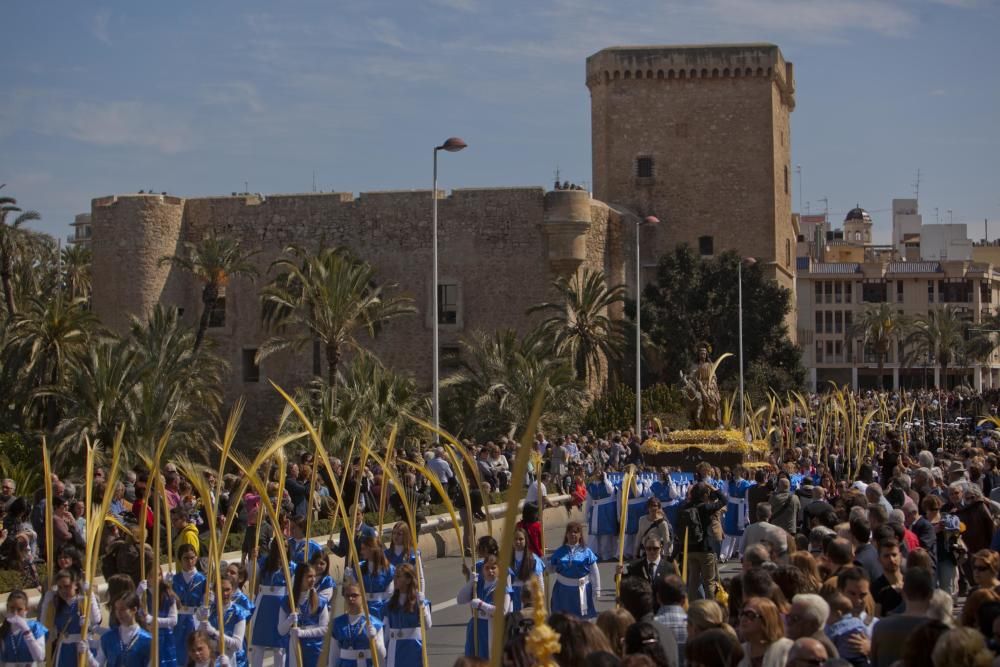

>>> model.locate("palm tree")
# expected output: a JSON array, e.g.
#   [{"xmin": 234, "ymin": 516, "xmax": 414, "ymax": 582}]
[
  {"xmin": 0, "ymin": 197, "xmax": 41, "ymax": 318},
  {"xmin": 61, "ymin": 244, "xmax": 92, "ymax": 301},
  {"xmin": 159, "ymin": 232, "xmax": 259, "ymax": 350},
  {"xmin": 8, "ymin": 294, "xmax": 97, "ymax": 430},
  {"xmin": 528, "ymin": 268, "xmax": 627, "ymax": 386},
  {"xmin": 258, "ymin": 245, "xmax": 415, "ymax": 388},
  {"xmin": 903, "ymin": 305, "xmax": 968, "ymax": 389},
  {"xmin": 846, "ymin": 303, "xmax": 908, "ymax": 389},
  {"xmin": 442, "ymin": 328, "xmax": 585, "ymax": 438}
]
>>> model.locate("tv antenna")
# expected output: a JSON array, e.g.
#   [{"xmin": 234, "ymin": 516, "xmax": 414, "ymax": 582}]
[{"xmin": 912, "ymin": 168, "xmax": 921, "ymax": 199}]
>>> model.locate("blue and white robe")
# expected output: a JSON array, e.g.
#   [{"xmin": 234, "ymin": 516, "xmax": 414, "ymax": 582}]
[
  {"xmin": 288, "ymin": 538, "xmax": 324, "ymax": 565},
  {"xmin": 314, "ymin": 574, "xmax": 336, "ymax": 605},
  {"xmin": 0, "ymin": 618, "xmax": 47, "ymax": 664},
  {"xmin": 52, "ymin": 594, "xmax": 101, "ymax": 667},
  {"xmin": 344, "ymin": 562, "xmax": 395, "ymax": 620},
  {"xmin": 622, "ymin": 481, "xmax": 652, "ymax": 557},
  {"xmin": 250, "ymin": 563, "xmax": 294, "ymax": 650},
  {"xmin": 383, "ymin": 597, "xmax": 432, "ymax": 667},
  {"xmin": 548, "ymin": 544, "xmax": 600, "ymax": 618},
  {"xmin": 172, "ymin": 570, "xmax": 207, "ymax": 667},
  {"xmin": 277, "ymin": 596, "xmax": 329, "ymax": 667},
  {"xmin": 232, "ymin": 589, "xmax": 254, "ymax": 617},
  {"xmin": 144, "ymin": 593, "xmax": 178, "ymax": 667},
  {"xmin": 457, "ymin": 576, "xmax": 511, "ymax": 660},
  {"xmin": 384, "ymin": 547, "xmax": 425, "ymax": 589},
  {"xmin": 510, "ymin": 550, "xmax": 545, "ymax": 612},
  {"xmin": 209, "ymin": 600, "xmax": 250, "ymax": 667},
  {"xmin": 586, "ymin": 476, "xmax": 618, "ymax": 536},
  {"xmin": 723, "ymin": 478, "xmax": 754, "ymax": 538},
  {"xmin": 97, "ymin": 626, "xmax": 153, "ymax": 667},
  {"xmin": 330, "ymin": 614, "xmax": 385, "ymax": 667}
]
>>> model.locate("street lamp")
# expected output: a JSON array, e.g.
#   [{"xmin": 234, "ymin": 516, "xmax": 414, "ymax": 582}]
[
  {"xmin": 432, "ymin": 137, "xmax": 467, "ymax": 441},
  {"xmin": 635, "ymin": 215, "xmax": 659, "ymax": 441},
  {"xmin": 738, "ymin": 257, "xmax": 757, "ymax": 433}
]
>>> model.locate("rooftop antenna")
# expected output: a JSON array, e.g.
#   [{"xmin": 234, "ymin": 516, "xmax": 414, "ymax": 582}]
[
  {"xmin": 947, "ymin": 209, "xmax": 953, "ymax": 224},
  {"xmin": 554, "ymin": 165, "xmax": 561, "ymax": 189},
  {"xmin": 244, "ymin": 181, "xmax": 248, "ymax": 194},
  {"xmin": 912, "ymin": 168, "xmax": 921, "ymax": 199},
  {"xmin": 818, "ymin": 196, "xmax": 829, "ymax": 223},
  {"xmin": 934, "ymin": 207, "xmax": 939, "ymax": 224},
  {"xmin": 312, "ymin": 170, "xmax": 317, "ymax": 193},
  {"xmin": 796, "ymin": 165, "xmax": 802, "ymax": 213}
]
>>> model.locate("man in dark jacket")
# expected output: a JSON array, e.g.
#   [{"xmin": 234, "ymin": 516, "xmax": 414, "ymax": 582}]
[
  {"xmin": 675, "ymin": 482, "xmax": 726, "ymax": 600},
  {"xmin": 619, "ymin": 535, "xmax": 677, "ymax": 585}
]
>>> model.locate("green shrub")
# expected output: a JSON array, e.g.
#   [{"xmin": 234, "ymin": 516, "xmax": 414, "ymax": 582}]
[{"xmin": 582, "ymin": 383, "xmax": 684, "ymax": 435}]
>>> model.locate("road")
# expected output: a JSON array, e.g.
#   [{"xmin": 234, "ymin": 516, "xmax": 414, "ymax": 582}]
[{"xmin": 308, "ymin": 519, "xmax": 741, "ymax": 665}]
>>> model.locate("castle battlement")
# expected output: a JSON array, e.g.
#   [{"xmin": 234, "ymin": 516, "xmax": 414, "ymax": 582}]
[{"xmin": 586, "ymin": 43, "xmax": 794, "ymax": 108}]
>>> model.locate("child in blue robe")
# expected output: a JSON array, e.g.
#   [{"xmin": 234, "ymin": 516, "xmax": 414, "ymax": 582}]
[
  {"xmin": 384, "ymin": 522, "xmax": 424, "ymax": 587},
  {"xmin": 92, "ymin": 592, "xmax": 153, "ymax": 667},
  {"xmin": 457, "ymin": 553, "xmax": 511, "ymax": 660},
  {"xmin": 344, "ymin": 536, "xmax": 395, "ymax": 621},
  {"xmin": 585, "ymin": 474, "xmax": 618, "ymax": 560},
  {"xmin": 172, "ymin": 544, "xmax": 207, "ymax": 667},
  {"xmin": 249, "ymin": 539, "xmax": 294, "ymax": 667},
  {"xmin": 137, "ymin": 577, "xmax": 179, "ymax": 667},
  {"xmin": 288, "ymin": 516, "xmax": 324, "ymax": 565},
  {"xmin": 224, "ymin": 562, "xmax": 255, "ymax": 617},
  {"xmin": 201, "ymin": 574, "xmax": 251, "ymax": 667},
  {"xmin": 43, "ymin": 569, "xmax": 102, "ymax": 667},
  {"xmin": 277, "ymin": 563, "xmax": 329, "ymax": 667},
  {"xmin": 329, "ymin": 582, "xmax": 386, "ymax": 667},
  {"xmin": 510, "ymin": 528, "xmax": 545, "ymax": 613},
  {"xmin": 622, "ymin": 480, "xmax": 652, "ymax": 558},
  {"xmin": 382, "ymin": 563, "xmax": 432, "ymax": 667},
  {"xmin": 185, "ymin": 630, "xmax": 232, "ymax": 667},
  {"xmin": 0, "ymin": 589, "xmax": 47, "ymax": 664},
  {"xmin": 548, "ymin": 521, "xmax": 600, "ymax": 618},
  {"xmin": 307, "ymin": 551, "xmax": 336, "ymax": 605}
]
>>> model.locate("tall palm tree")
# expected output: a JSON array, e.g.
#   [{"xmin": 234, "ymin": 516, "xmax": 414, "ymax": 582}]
[
  {"xmin": 159, "ymin": 231, "xmax": 260, "ymax": 350},
  {"xmin": 528, "ymin": 269, "xmax": 627, "ymax": 385},
  {"xmin": 61, "ymin": 244, "xmax": 92, "ymax": 301},
  {"xmin": 442, "ymin": 328, "xmax": 585, "ymax": 438},
  {"xmin": 258, "ymin": 245, "xmax": 416, "ymax": 388},
  {"xmin": 846, "ymin": 303, "xmax": 908, "ymax": 389},
  {"xmin": 0, "ymin": 197, "xmax": 41, "ymax": 318},
  {"xmin": 903, "ymin": 305, "xmax": 968, "ymax": 388}
]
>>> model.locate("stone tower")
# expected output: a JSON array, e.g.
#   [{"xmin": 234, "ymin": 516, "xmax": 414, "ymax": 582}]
[{"xmin": 586, "ymin": 44, "xmax": 798, "ymax": 325}]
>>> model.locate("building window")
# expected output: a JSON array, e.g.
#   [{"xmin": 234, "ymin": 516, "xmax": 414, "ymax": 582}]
[
  {"xmin": 785, "ymin": 238, "xmax": 791, "ymax": 267},
  {"xmin": 834, "ymin": 340, "xmax": 843, "ymax": 362},
  {"xmin": 815, "ymin": 340, "xmax": 823, "ymax": 363},
  {"xmin": 815, "ymin": 311, "xmax": 822, "ymax": 333},
  {"xmin": 835, "ymin": 311, "xmax": 843, "ymax": 335},
  {"xmin": 242, "ymin": 349, "xmax": 260, "ymax": 382},
  {"xmin": 862, "ymin": 282, "xmax": 887, "ymax": 303},
  {"xmin": 981, "ymin": 281, "xmax": 992, "ymax": 304},
  {"xmin": 834, "ymin": 282, "xmax": 842, "ymax": 304},
  {"xmin": 207, "ymin": 296, "xmax": 226, "ymax": 328},
  {"xmin": 815, "ymin": 282, "xmax": 822, "ymax": 304},
  {"xmin": 928, "ymin": 280, "xmax": 935, "ymax": 303},
  {"xmin": 854, "ymin": 231, "xmax": 861, "ymax": 242},
  {"xmin": 897, "ymin": 280, "xmax": 904, "ymax": 303},
  {"xmin": 636, "ymin": 156, "xmax": 654, "ymax": 178},
  {"xmin": 698, "ymin": 236, "xmax": 714, "ymax": 257},
  {"xmin": 845, "ymin": 311, "xmax": 853, "ymax": 334},
  {"xmin": 825, "ymin": 311, "xmax": 833, "ymax": 334},
  {"xmin": 825, "ymin": 282, "xmax": 833, "ymax": 304},
  {"xmin": 784, "ymin": 165, "xmax": 789, "ymax": 194},
  {"xmin": 844, "ymin": 282, "xmax": 852, "ymax": 304},
  {"xmin": 438, "ymin": 284, "xmax": 459, "ymax": 325}
]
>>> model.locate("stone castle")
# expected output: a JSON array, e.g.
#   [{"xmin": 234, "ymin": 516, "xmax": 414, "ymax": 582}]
[{"xmin": 90, "ymin": 44, "xmax": 797, "ymax": 430}]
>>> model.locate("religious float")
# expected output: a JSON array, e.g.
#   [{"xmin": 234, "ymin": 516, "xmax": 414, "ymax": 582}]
[{"xmin": 641, "ymin": 343, "xmax": 770, "ymax": 470}]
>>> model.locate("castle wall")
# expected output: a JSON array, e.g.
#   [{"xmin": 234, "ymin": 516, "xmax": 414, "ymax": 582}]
[{"xmin": 92, "ymin": 187, "xmax": 613, "ymax": 436}]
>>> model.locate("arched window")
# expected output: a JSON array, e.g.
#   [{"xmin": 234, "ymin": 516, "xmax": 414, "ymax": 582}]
[
  {"xmin": 712, "ymin": 68, "xmax": 719, "ymax": 78},
  {"xmin": 646, "ymin": 69, "xmax": 653, "ymax": 79},
  {"xmin": 745, "ymin": 67, "xmax": 753, "ymax": 76},
  {"xmin": 624, "ymin": 71, "xmax": 632, "ymax": 80},
  {"xmin": 723, "ymin": 68, "xmax": 730, "ymax": 77},
  {"xmin": 854, "ymin": 231, "xmax": 862, "ymax": 241},
  {"xmin": 784, "ymin": 165, "xmax": 789, "ymax": 194},
  {"xmin": 699, "ymin": 236, "xmax": 714, "ymax": 257},
  {"xmin": 700, "ymin": 68, "xmax": 708, "ymax": 78},
  {"xmin": 636, "ymin": 70, "xmax": 643, "ymax": 79},
  {"xmin": 679, "ymin": 70, "xmax": 686, "ymax": 79},
  {"xmin": 604, "ymin": 71, "xmax": 610, "ymax": 83},
  {"xmin": 756, "ymin": 67, "xmax": 764, "ymax": 76},
  {"xmin": 667, "ymin": 70, "xmax": 675, "ymax": 80},
  {"xmin": 656, "ymin": 70, "xmax": 664, "ymax": 79},
  {"xmin": 613, "ymin": 71, "xmax": 620, "ymax": 80}
]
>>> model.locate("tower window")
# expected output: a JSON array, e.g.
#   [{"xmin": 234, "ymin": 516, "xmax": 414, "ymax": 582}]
[
  {"xmin": 636, "ymin": 156, "xmax": 654, "ymax": 178},
  {"xmin": 242, "ymin": 349, "xmax": 260, "ymax": 382},
  {"xmin": 207, "ymin": 296, "xmax": 226, "ymax": 328},
  {"xmin": 784, "ymin": 165, "xmax": 789, "ymax": 194},
  {"xmin": 438, "ymin": 283, "xmax": 459, "ymax": 325},
  {"xmin": 698, "ymin": 235, "xmax": 714, "ymax": 257}
]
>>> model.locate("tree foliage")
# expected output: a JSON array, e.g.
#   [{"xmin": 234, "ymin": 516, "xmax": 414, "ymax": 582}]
[{"xmin": 639, "ymin": 245, "xmax": 805, "ymax": 399}]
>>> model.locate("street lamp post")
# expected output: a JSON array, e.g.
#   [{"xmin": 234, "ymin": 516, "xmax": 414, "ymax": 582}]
[
  {"xmin": 738, "ymin": 257, "xmax": 756, "ymax": 433},
  {"xmin": 432, "ymin": 137, "xmax": 467, "ymax": 440},
  {"xmin": 635, "ymin": 215, "xmax": 659, "ymax": 441}
]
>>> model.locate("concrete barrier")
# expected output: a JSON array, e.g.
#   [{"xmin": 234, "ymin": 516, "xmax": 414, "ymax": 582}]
[{"xmin": 3, "ymin": 495, "xmax": 582, "ymax": 613}]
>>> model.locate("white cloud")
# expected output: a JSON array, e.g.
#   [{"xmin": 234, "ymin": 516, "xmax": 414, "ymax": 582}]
[
  {"xmin": 36, "ymin": 99, "xmax": 194, "ymax": 154},
  {"xmin": 200, "ymin": 82, "xmax": 264, "ymax": 113},
  {"xmin": 91, "ymin": 9, "xmax": 112, "ymax": 45}
]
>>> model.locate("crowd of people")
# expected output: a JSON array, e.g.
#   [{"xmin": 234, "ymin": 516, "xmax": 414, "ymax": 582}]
[{"xmin": 1, "ymin": 388, "xmax": 1000, "ymax": 666}]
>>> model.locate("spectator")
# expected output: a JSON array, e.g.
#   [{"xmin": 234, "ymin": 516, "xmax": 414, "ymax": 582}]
[
  {"xmin": 785, "ymin": 638, "xmax": 829, "ymax": 667},
  {"xmin": 685, "ymin": 599, "xmax": 735, "ymax": 642},
  {"xmin": 676, "ymin": 482, "xmax": 726, "ymax": 601},
  {"xmin": 970, "ymin": 548, "xmax": 1000, "ymax": 593},
  {"xmin": 735, "ymin": 597, "xmax": 792, "ymax": 667},
  {"xmin": 619, "ymin": 535, "xmax": 675, "ymax": 585},
  {"xmin": 653, "ymin": 575, "xmax": 688, "ymax": 664},
  {"xmin": 784, "ymin": 593, "xmax": 839, "ymax": 660},
  {"xmin": 684, "ymin": 628, "xmax": 743, "ymax": 667},
  {"xmin": 931, "ymin": 627, "xmax": 994, "ymax": 667},
  {"xmin": 740, "ymin": 504, "xmax": 788, "ymax": 560},
  {"xmin": 849, "ymin": 516, "xmax": 883, "ymax": 583},
  {"xmin": 767, "ymin": 478, "xmax": 800, "ymax": 536},
  {"xmin": 596, "ymin": 608, "xmax": 634, "ymax": 658},
  {"xmin": 635, "ymin": 498, "xmax": 672, "ymax": 559},
  {"xmin": 618, "ymin": 577, "xmax": 680, "ymax": 667},
  {"xmin": 870, "ymin": 567, "xmax": 935, "ymax": 667},
  {"xmin": 824, "ymin": 592, "xmax": 869, "ymax": 666},
  {"xmin": 871, "ymin": 539, "xmax": 904, "ymax": 616},
  {"xmin": 624, "ymin": 622, "xmax": 672, "ymax": 667}
]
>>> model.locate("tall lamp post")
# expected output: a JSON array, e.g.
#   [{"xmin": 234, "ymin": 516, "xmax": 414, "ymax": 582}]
[
  {"xmin": 432, "ymin": 137, "xmax": 467, "ymax": 440},
  {"xmin": 635, "ymin": 215, "xmax": 659, "ymax": 441},
  {"xmin": 738, "ymin": 257, "xmax": 756, "ymax": 432}
]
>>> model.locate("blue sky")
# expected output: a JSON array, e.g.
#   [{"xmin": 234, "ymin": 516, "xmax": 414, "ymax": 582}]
[{"xmin": 3, "ymin": 0, "xmax": 998, "ymax": 245}]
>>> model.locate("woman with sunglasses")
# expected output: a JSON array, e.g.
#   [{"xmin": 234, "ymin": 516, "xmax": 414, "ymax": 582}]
[
  {"xmin": 736, "ymin": 597, "xmax": 792, "ymax": 667},
  {"xmin": 970, "ymin": 549, "xmax": 1000, "ymax": 593}
]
